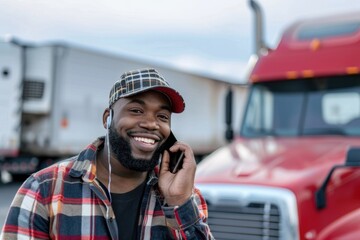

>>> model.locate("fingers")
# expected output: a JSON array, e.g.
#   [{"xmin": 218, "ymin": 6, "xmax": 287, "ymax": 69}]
[
  {"xmin": 169, "ymin": 142, "xmax": 193, "ymax": 159},
  {"xmin": 160, "ymin": 150, "xmax": 170, "ymax": 174},
  {"xmin": 168, "ymin": 141, "xmax": 187, "ymax": 152},
  {"xmin": 160, "ymin": 142, "xmax": 196, "ymax": 174},
  {"xmin": 158, "ymin": 142, "xmax": 196, "ymax": 206}
]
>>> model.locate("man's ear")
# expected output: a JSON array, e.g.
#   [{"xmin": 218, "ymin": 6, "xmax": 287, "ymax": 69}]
[{"xmin": 102, "ymin": 108, "xmax": 112, "ymax": 129}]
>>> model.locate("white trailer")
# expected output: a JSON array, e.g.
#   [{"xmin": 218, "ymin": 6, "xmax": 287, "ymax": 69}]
[{"xmin": 0, "ymin": 38, "xmax": 247, "ymax": 177}]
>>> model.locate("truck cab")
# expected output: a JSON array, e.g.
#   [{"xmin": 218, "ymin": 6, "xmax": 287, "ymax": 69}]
[{"xmin": 195, "ymin": 10, "xmax": 360, "ymax": 240}]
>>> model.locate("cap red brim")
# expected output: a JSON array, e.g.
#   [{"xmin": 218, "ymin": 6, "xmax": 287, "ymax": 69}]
[{"xmin": 152, "ymin": 86, "xmax": 185, "ymax": 113}]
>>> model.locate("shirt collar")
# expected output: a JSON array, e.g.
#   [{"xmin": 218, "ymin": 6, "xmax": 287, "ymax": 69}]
[{"xmin": 69, "ymin": 137, "xmax": 105, "ymax": 182}]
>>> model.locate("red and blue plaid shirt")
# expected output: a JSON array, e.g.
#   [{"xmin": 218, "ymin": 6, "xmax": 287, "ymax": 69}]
[{"xmin": 1, "ymin": 138, "xmax": 213, "ymax": 239}]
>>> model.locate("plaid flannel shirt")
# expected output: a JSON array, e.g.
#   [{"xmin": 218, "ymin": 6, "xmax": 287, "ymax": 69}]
[{"xmin": 1, "ymin": 138, "xmax": 214, "ymax": 239}]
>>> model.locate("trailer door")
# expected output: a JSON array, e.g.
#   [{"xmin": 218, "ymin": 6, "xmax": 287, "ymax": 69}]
[{"xmin": 0, "ymin": 41, "xmax": 23, "ymax": 157}]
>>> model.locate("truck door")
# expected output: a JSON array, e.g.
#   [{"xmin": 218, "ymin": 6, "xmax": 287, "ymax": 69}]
[{"xmin": 0, "ymin": 41, "xmax": 23, "ymax": 157}]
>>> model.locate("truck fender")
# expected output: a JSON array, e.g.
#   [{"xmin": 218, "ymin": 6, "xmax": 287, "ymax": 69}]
[{"xmin": 317, "ymin": 208, "xmax": 360, "ymax": 240}]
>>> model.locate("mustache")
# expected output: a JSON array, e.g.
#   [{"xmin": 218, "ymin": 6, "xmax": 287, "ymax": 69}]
[{"xmin": 108, "ymin": 126, "xmax": 161, "ymax": 172}]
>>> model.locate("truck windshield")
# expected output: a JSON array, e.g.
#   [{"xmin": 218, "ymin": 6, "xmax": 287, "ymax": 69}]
[{"xmin": 241, "ymin": 75, "xmax": 360, "ymax": 137}]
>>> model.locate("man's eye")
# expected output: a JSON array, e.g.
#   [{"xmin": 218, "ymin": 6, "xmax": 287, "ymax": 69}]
[
  {"xmin": 130, "ymin": 109, "xmax": 142, "ymax": 114},
  {"xmin": 158, "ymin": 114, "xmax": 169, "ymax": 121}
]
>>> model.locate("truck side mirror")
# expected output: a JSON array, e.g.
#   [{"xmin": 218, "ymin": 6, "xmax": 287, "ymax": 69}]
[
  {"xmin": 345, "ymin": 148, "xmax": 360, "ymax": 167},
  {"xmin": 315, "ymin": 148, "xmax": 360, "ymax": 209},
  {"xmin": 225, "ymin": 87, "xmax": 234, "ymax": 142}
]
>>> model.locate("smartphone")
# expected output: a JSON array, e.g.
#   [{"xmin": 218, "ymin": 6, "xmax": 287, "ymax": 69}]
[{"xmin": 161, "ymin": 131, "xmax": 185, "ymax": 173}]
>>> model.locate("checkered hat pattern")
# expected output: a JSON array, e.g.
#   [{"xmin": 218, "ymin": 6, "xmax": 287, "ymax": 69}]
[{"xmin": 109, "ymin": 68, "xmax": 185, "ymax": 113}]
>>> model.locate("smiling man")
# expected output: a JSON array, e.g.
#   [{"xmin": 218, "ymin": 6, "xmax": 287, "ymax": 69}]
[{"xmin": 1, "ymin": 68, "xmax": 214, "ymax": 240}]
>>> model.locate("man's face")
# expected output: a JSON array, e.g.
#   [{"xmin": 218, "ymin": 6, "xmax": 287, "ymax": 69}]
[{"xmin": 108, "ymin": 91, "xmax": 172, "ymax": 171}]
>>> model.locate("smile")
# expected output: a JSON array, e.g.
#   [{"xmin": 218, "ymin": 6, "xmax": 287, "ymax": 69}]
[{"xmin": 133, "ymin": 137, "xmax": 156, "ymax": 145}]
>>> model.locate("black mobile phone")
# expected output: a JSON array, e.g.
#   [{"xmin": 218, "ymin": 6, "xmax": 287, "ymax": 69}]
[{"xmin": 161, "ymin": 131, "xmax": 185, "ymax": 173}]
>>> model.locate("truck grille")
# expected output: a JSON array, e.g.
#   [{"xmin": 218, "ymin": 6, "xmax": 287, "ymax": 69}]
[
  {"xmin": 23, "ymin": 80, "xmax": 45, "ymax": 99},
  {"xmin": 208, "ymin": 202, "xmax": 280, "ymax": 240},
  {"xmin": 196, "ymin": 184, "xmax": 299, "ymax": 240}
]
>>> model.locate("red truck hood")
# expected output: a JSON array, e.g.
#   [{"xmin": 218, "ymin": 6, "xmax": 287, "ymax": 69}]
[{"xmin": 195, "ymin": 136, "xmax": 360, "ymax": 190}]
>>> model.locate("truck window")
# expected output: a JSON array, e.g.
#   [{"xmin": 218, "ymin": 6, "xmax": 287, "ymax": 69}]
[
  {"xmin": 322, "ymin": 92, "xmax": 360, "ymax": 125},
  {"xmin": 241, "ymin": 75, "xmax": 360, "ymax": 137},
  {"xmin": 297, "ymin": 21, "xmax": 360, "ymax": 40}
]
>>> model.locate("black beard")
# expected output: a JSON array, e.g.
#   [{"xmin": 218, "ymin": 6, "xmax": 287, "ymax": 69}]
[{"xmin": 108, "ymin": 126, "xmax": 162, "ymax": 172}]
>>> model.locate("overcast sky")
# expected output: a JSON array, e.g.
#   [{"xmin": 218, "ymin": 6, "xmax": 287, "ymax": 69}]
[{"xmin": 1, "ymin": 0, "xmax": 360, "ymax": 82}]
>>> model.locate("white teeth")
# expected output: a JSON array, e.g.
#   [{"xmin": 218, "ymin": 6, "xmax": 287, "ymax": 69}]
[{"xmin": 134, "ymin": 137, "xmax": 155, "ymax": 144}]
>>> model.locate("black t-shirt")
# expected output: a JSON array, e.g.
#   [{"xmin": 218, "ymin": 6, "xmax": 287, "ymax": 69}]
[{"xmin": 110, "ymin": 180, "xmax": 146, "ymax": 239}]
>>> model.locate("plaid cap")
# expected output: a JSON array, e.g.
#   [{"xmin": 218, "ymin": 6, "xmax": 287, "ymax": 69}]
[{"xmin": 109, "ymin": 68, "xmax": 185, "ymax": 113}]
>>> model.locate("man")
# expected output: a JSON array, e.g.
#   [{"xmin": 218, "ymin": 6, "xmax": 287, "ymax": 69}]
[{"xmin": 1, "ymin": 68, "xmax": 214, "ymax": 239}]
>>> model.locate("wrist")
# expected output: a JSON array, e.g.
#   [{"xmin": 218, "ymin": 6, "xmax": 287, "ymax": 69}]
[
  {"xmin": 165, "ymin": 194, "xmax": 191, "ymax": 207},
  {"xmin": 162, "ymin": 195, "xmax": 201, "ymax": 230}
]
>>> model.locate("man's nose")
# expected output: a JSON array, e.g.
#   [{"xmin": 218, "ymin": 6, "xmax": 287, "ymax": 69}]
[{"xmin": 139, "ymin": 115, "xmax": 160, "ymax": 130}]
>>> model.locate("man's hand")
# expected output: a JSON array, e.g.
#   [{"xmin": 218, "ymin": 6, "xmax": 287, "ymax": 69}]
[{"xmin": 159, "ymin": 142, "xmax": 196, "ymax": 206}]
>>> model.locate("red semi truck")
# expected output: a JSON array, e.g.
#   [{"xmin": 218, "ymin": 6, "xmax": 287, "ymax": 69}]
[{"xmin": 195, "ymin": 2, "xmax": 360, "ymax": 240}]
